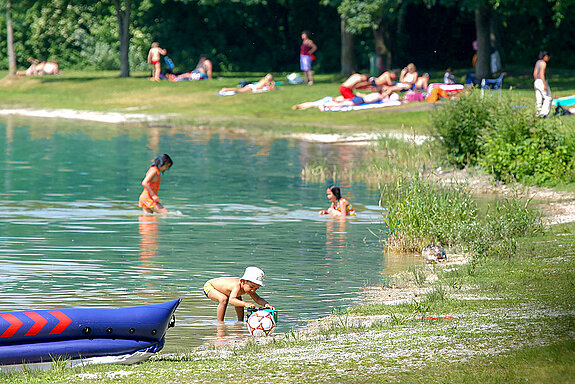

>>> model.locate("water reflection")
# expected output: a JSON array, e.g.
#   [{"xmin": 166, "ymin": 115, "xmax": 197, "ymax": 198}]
[
  {"xmin": 0, "ymin": 118, "xmax": 389, "ymax": 352},
  {"xmin": 325, "ymin": 218, "xmax": 347, "ymax": 260},
  {"xmin": 138, "ymin": 215, "xmax": 159, "ymax": 288}
]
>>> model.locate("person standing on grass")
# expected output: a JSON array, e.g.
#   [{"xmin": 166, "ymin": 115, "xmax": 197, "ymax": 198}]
[
  {"xmin": 147, "ymin": 42, "xmax": 167, "ymax": 82},
  {"xmin": 300, "ymin": 31, "xmax": 317, "ymax": 85},
  {"xmin": 533, "ymin": 51, "xmax": 552, "ymax": 117}
]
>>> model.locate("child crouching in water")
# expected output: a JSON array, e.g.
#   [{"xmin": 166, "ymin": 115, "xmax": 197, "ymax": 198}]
[{"xmin": 204, "ymin": 267, "xmax": 275, "ymax": 322}]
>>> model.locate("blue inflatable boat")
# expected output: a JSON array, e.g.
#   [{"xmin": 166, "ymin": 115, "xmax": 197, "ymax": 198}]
[{"xmin": 0, "ymin": 299, "xmax": 181, "ymax": 370}]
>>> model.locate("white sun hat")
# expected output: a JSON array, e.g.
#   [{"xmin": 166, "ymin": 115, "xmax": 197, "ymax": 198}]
[{"xmin": 241, "ymin": 267, "xmax": 265, "ymax": 286}]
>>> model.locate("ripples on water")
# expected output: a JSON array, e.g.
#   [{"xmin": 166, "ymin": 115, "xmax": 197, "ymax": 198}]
[{"xmin": 0, "ymin": 120, "xmax": 399, "ymax": 350}]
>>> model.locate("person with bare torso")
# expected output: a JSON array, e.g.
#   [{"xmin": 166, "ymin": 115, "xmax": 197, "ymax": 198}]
[
  {"xmin": 147, "ymin": 42, "xmax": 167, "ymax": 82},
  {"xmin": 533, "ymin": 51, "xmax": 551, "ymax": 117},
  {"xmin": 203, "ymin": 267, "xmax": 275, "ymax": 322}
]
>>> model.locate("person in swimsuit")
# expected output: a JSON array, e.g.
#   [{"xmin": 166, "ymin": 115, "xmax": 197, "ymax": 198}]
[
  {"xmin": 533, "ymin": 51, "xmax": 551, "ymax": 117},
  {"xmin": 415, "ymin": 72, "xmax": 430, "ymax": 91},
  {"xmin": 138, "ymin": 154, "xmax": 173, "ymax": 214},
  {"xmin": 381, "ymin": 63, "xmax": 418, "ymax": 98},
  {"xmin": 193, "ymin": 54, "xmax": 213, "ymax": 80},
  {"xmin": 203, "ymin": 267, "xmax": 275, "ymax": 322},
  {"xmin": 337, "ymin": 73, "xmax": 373, "ymax": 99},
  {"xmin": 371, "ymin": 71, "xmax": 398, "ymax": 89},
  {"xmin": 292, "ymin": 88, "xmax": 384, "ymax": 110},
  {"xmin": 319, "ymin": 186, "xmax": 357, "ymax": 217},
  {"xmin": 147, "ymin": 42, "xmax": 167, "ymax": 82},
  {"xmin": 300, "ymin": 31, "xmax": 317, "ymax": 85},
  {"xmin": 218, "ymin": 74, "xmax": 275, "ymax": 94}
]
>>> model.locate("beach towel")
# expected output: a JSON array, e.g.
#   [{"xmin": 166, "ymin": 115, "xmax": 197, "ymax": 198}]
[
  {"xmin": 168, "ymin": 71, "xmax": 206, "ymax": 82},
  {"xmin": 427, "ymin": 83, "xmax": 464, "ymax": 94},
  {"xmin": 552, "ymin": 95, "xmax": 575, "ymax": 107},
  {"xmin": 216, "ymin": 87, "xmax": 271, "ymax": 96},
  {"xmin": 321, "ymin": 98, "xmax": 402, "ymax": 112}
]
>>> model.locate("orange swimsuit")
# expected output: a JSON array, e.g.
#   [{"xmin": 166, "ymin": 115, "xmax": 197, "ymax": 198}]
[{"xmin": 138, "ymin": 167, "xmax": 161, "ymax": 209}]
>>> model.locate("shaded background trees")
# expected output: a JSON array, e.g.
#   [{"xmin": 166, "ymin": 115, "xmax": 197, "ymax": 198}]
[{"xmin": 1, "ymin": 0, "xmax": 573, "ymax": 75}]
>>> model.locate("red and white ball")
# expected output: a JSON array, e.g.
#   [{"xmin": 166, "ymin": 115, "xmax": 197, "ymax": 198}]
[{"xmin": 247, "ymin": 310, "xmax": 276, "ymax": 337}]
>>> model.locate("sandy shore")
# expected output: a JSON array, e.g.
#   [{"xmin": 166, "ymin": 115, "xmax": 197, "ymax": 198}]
[{"xmin": 0, "ymin": 108, "xmax": 162, "ymax": 124}]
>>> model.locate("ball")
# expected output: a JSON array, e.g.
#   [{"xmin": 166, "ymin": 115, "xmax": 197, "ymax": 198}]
[{"xmin": 247, "ymin": 310, "xmax": 276, "ymax": 337}]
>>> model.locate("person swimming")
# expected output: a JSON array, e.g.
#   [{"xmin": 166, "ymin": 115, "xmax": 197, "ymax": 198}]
[{"xmin": 319, "ymin": 185, "xmax": 357, "ymax": 216}]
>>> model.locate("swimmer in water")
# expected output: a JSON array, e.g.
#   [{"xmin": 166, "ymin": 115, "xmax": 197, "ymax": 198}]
[{"xmin": 319, "ymin": 185, "xmax": 357, "ymax": 216}]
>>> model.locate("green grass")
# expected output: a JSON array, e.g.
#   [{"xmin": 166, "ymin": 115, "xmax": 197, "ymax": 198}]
[
  {"xmin": 2, "ymin": 69, "xmax": 573, "ymax": 137},
  {"xmin": 0, "ymin": 71, "xmax": 430, "ymax": 135}
]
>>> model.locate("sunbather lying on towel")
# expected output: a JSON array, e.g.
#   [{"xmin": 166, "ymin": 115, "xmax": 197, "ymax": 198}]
[
  {"xmin": 292, "ymin": 91, "xmax": 385, "ymax": 110},
  {"xmin": 166, "ymin": 71, "xmax": 207, "ymax": 81},
  {"xmin": 219, "ymin": 74, "xmax": 276, "ymax": 94}
]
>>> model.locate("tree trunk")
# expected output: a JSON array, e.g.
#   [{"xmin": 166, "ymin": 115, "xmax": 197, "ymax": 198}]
[
  {"xmin": 6, "ymin": 0, "xmax": 16, "ymax": 76},
  {"xmin": 490, "ymin": 12, "xmax": 502, "ymax": 71},
  {"xmin": 373, "ymin": 19, "xmax": 391, "ymax": 70},
  {"xmin": 114, "ymin": 0, "xmax": 131, "ymax": 78},
  {"xmin": 340, "ymin": 18, "xmax": 356, "ymax": 76},
  {"xmin": 474, "ymin": 1, "xmax": 491, "ymax": 80}
]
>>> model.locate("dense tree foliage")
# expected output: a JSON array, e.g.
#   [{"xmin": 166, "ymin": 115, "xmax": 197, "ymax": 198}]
[{"xmin": 1, "ymin": 0, "xmax": 573, "ymax": 74}]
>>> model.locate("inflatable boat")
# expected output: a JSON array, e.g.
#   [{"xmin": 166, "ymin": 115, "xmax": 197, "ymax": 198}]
[{"xmin": 0, "ymin": 299, "xmax": 181, "ymax": 370}]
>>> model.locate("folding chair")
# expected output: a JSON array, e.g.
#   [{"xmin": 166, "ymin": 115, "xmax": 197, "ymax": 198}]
[{"xmin": 481, "ymin": 73, "xmax": 505, "ymax": 98}]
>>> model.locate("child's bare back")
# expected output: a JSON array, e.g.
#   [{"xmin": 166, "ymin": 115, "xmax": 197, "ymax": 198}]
[
  {"xmin": 203, "ymin": 267, "xmax": 274, "ymax": 322},
  {"xmin": 206, "ymin": 277, "xmax": 245, "ymax": 297}
]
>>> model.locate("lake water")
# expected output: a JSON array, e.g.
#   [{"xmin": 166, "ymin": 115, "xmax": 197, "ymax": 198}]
[{"xmin": 0, "ymin": 116, "xmax": 417, "ymax": 352}]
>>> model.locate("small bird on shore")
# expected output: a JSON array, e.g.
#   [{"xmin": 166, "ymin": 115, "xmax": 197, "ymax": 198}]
[{"xmin": 422, "ymin": 244, "xmax": 447, "ymax": 264}]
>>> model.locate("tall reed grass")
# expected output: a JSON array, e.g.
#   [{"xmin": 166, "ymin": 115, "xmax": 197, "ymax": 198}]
[{"xmin": 380, "ymin": 176, "xmax": 542, "ymax": 259}]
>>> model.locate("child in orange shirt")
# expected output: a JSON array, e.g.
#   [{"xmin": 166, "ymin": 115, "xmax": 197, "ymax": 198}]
[{"xmin": 138, "ymin": 154, "xmax": 173, "ymax": 214}]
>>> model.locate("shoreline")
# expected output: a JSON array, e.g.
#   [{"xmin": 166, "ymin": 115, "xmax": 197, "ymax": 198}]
[{"xmin": 0, "ymin": 107, "xmax": 430, "ymax": 145}]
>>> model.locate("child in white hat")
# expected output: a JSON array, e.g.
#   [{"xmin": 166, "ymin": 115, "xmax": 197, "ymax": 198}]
[{"xmin": 203, "ymin": 267, "xmax": 275, "ymax": 322}]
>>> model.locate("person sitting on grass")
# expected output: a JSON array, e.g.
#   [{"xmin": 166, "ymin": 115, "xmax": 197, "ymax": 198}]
[
  {"xmin": 415, "ymin": 72, "xmax": 430, "ymax": 91},
  {"xmin": 381, "ymin": 63, "xmax": 418, "ymax": 98},
  {"xmin": 193, "ymin": 54, "xmax": 213, "ymax": 80},
  {"xmin": 203, "ymin": 267, "xmax": 275, "ymax": 322},
  {"xmin": 219, "ymin": 74, "xmax": 276, "ymax": 94}
]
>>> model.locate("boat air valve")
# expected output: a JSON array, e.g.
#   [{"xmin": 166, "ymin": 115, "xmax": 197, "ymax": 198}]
[
  {"xmin": 106, "ymin": 328, "xmax": 113, "ymax": 334},
  {"xmin": 82, "ymin": 327, "xmax": 92, "ymax": 335},
  {"xmin": 151, "ymin": 329, "xmax": 157, "ymax": 335}
]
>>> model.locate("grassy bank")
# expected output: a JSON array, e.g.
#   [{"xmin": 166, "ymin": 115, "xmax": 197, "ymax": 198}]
[{"xmin": 1, "ymin": 69, "xmax": 573, "ymax": 136}]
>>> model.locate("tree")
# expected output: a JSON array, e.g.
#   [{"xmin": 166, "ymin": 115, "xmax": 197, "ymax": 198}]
[
  {"xmin": 113, "ymin": 0, "xmax": 131, "ymax": 77},
  {"xmin": 340, "ymin": 18, "xmax": 356, "ymax": 75},
  {"xmin": 338, "ymin": 0, "xmax": 406, "ymax": 71},
  {"xmin": 473, "ymin": 0, "xmax": 491, "ymax": 79},
  {"xmin": 5, "ymin": 0, "xmax": 16, "ymax": 75}
]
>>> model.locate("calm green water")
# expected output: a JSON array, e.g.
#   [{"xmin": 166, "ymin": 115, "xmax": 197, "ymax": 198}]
[{"xmin": 0, "ymin": 117, "xmax": 400, "ymax": 352}]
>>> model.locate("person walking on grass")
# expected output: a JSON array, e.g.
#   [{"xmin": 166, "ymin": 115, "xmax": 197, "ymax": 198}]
[{"xmin": 533, "ymin": 51, "xmax": 552, "ymax": 117}]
